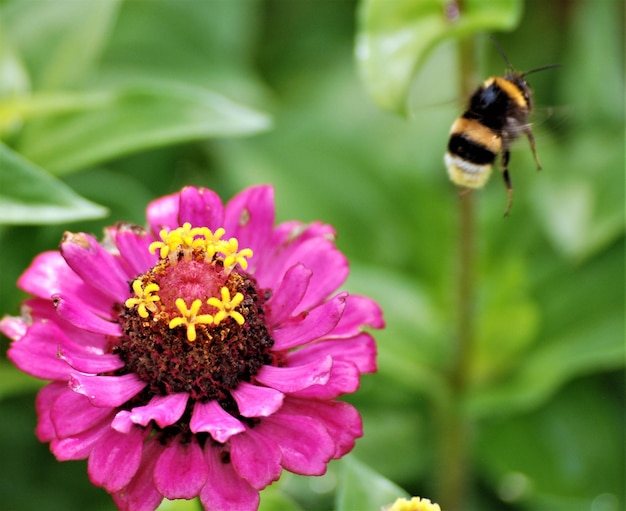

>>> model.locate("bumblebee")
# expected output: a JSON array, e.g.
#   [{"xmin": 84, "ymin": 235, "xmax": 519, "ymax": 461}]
[{"xmin": 444, "ymin": 58, "xmax": 557, "ymax": 215}]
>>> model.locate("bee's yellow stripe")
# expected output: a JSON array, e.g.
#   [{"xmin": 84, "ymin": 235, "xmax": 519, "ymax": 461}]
[
  {"xmin": 486, "ymin": 76, "xmax": 528, "ymax": 109},
  {"xmin": 449, "ymin": 117, "xmax": 502, "ymax": 154}
]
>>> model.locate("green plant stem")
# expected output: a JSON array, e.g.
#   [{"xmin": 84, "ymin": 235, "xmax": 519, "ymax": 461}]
[{"xmin": 436, "ymin": 34, "xmax": 478, "ymax": 511}]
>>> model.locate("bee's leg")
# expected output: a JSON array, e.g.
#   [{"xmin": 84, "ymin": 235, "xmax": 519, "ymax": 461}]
[
  {"xmin": 501, "ymin": 149, "xmax": 513, "ymax": 216},
  {"xmin": 524, "ymin": 127, "xmax": 542, "ymax": 170}
]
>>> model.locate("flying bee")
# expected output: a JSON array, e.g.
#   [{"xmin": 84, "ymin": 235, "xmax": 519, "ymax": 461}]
[{"xmin": 444, "ymin": 46, "xmax": 558, "ymax": 215}]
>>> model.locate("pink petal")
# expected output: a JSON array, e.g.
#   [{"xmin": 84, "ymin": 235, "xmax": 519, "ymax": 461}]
[
  {"xmin": 265, "ymin": 221, "xmax": 337, "ymax": 254},
  {"xmin": 17, "ymin": 251, "xmax": 111, "ymax": 311},
  {"xmin": 230, "ymin": 381, "xmax": 284, "ymax": 417},
  {"xmin": 223, "ymin": 186, "xmax": 274, "ymax": 270},
  {"xmin": 292, "ymin": 240, "xmax": 349, "ymax": 313},
  {"xmin": 50, "ymin": 418, "xmax": 112, "ymax": 461},
  {"xmin": 53, "ymin": 294, "xmax": 122, "ymax": 336},
  {"xmin": 60, "ymin": 232, "xmax": 129, "ymax": 302},
  {"xmin": 258, "ymin": 237, "xmax": 348, "ymax": 314},
  {"xmin": 7, "ymin": 322, "xmax": 73, "ymax": 380},
  {"xmin": 229, "ymin": 427, "xmax": 282, "ymax": 489},
  {"xmin": 0, "ymin": 315, "xmax": 27, "ymax": 341},
  {"xmin": 256, "ymin": 413, "xmax": 335, "ymax": 475},
  {"xmin": 254, "ymin": 355, "xmax": 332, "ymax": 393},
  {"xmin": 189, "ymin": 400, "xmax": 245, "ymax": 443},
  {"xmin": 146, "ymin": 191, "xmax": 180, "ymax": 234},
  {"xmin": 265, "ymin": 263, "xmax": 312, "ymax": 325},
  {"xmin": 288, "ymin": 332, "xmax": 377, "ymax": 373},
  {"xmin": 51, "ymin": 317, "xmax": 110, "ymax": 356},
  {"xmin": 178, "ymin": 186, "xmax": 225, "ymax": 230},
  {"xmin": 59, "ymin": 347, "xmax": 124, "ymax": 374},
  {"xmin": 69, "ymin": 373, "xmax": 146, "ymax": 407},
  {"xmin": 154, "ymin": 435, "xmax": 208, "ymax": 499},
  {"xmin": 281, "ymin": 398, "xmax": 363, "ymax": 458},
  {"xmin": 111, "ymin": 410, "xmax": 134, "ymax": 434},
  {"xmin": 109, "ymin": 224, "xmax": 158, "ymax": 278},
  {"xmin": 113, "ymin": 438, "xmax": 164, "ymax": 511},
  {"xmin": 88, "ymin": 426, "xmax": 145, "ymax": 492},
  {"xmin": 35, "ymin": 382, "xmax": 68, "ymax": 442},
  {"xmin": 117, "ymin": 397, "xmax": 196, "ymax": 434},
  {"xmin": 18, "ymin": 251, "xmax": 64, "ymax": 297},
  {"xmin": 272, "ymin": 293, "xmax": 346, "ymax": 350},
  {"xmin": 24, "ymin": 297, "xmax": 109, "ymax": 351},
  {"xmin": 254, "ymin": 222, "xmax": 345, "ymax": 306},
  {"xmin": 200, "ymin": 446, "xmax": 260, "ymax": 511},
  {"xmin": 128, "ymin": 393, "xmax": 188, "ymax": 428},
  {"xmin": 290, "ymin": 360, "xmax": 360, "ymax": 399},
  {"xmin": 324, "ymin": 295, "xmax": 385, "ymax": 338},
  {"xmin": 51, "ymin": 389, "xmax": 116, "ymax": 437}
]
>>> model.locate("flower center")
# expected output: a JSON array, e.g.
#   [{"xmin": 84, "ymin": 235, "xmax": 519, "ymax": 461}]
[{"xmin": 114, "ymin": 224, "xmax": 275, "ymax": 402}]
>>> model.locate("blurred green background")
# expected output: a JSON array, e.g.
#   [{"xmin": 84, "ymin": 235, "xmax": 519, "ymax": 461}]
[{"xmin": 0, "ymin": 1, "xmax": 623, "ymax": 510}]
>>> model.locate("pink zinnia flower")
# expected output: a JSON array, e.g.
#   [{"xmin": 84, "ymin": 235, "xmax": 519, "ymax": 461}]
[{"xmin": 1, "ymin": 186, "xmax": 382, "ymax": 511}]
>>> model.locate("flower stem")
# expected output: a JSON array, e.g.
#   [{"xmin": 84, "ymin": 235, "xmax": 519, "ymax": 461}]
[{"xmin": 436, "ymin": 34, "xmax": 479, "ymax": 511}]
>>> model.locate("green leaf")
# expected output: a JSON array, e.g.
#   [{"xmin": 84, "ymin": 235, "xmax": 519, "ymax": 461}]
[
  {"xmin": 155, "ymin": 499, "xmax": 201, "ymax": 511},
  {"xmin": 0, "ymin": 90, "xmax": 112, "ymax": 136},
  {"xmin": 466, "ymin": 244, "xmax": 625, "ymax": 417},
  {"xmin": 471, "ymin": 258, "xmax": 540, "ymax": 386},
  {"xmin": 528, "ymin": 0, "xmax": 624, "ymax": 261},
  {"xmin": 356, "ymin": 0, "xmax": 523, "ymax": 113},
  {"xmin": 467, "ymin": 312, "xmax": 623, "ymax": 418},
  {"xmin": 0, "ymin": 143, "xmax": 108, "ymax": 224},
  {"xmin": 0, "ymin": 20, "xmax": 31, "ymax": 137},
  {"xmin": 1, "ymin": 0, "xmax": 122, "ymax": 89},
  {"xmin": 99, "ymin": 0, "xmax": 263, "ymax": 99},
  {"xmin": 531, "ymin": 131, "xmax": 624, "ymax": 263},
  {"xmin": 0, "ymin": 22, "xmax": 30, "ymax": 98},
  {"xmin": 0, "ymin": 360, "xmax": 43, "ymax": 400},
  {"xmin": 335, "ymin": 456, "xmax": 410, "ymax": 511},
  {"xmin": 476, "ymin": 379, "xmax": 624, "ymax": 510},
  {"xmin": 259, "ymin": 485, "xmax": 305, "ymax": 511},
  {"xmin": 17, "ymin": 81, "xmax": 272, "ymax": 174},
  {"xmin": 347, "ymin": 265, "xmax": 449, "ymax": 402}
]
